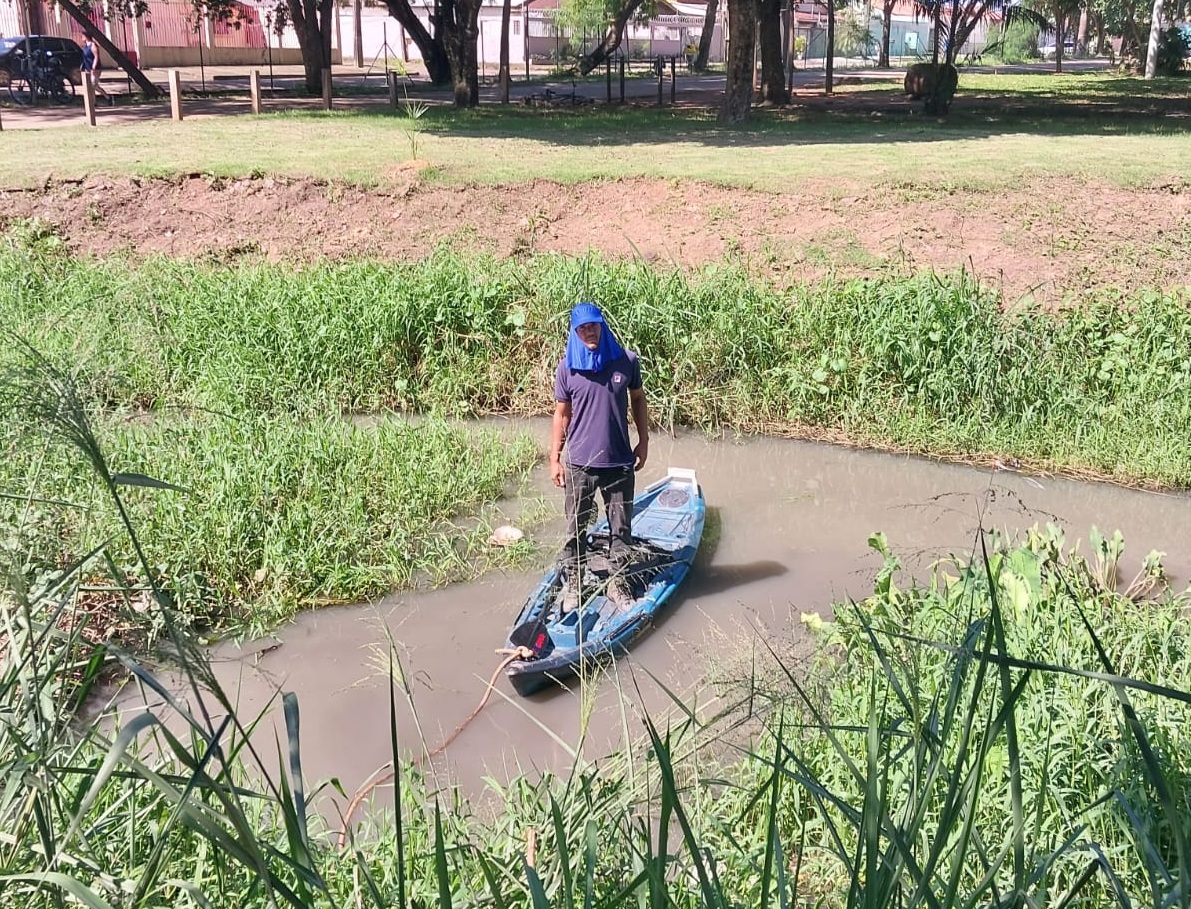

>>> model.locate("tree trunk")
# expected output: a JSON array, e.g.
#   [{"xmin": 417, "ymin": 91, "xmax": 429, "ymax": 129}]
[
  {"xmin": 1116, "ymin": 0, "xmax": 1140, "ymax": 58},
  {"xmin": 1076, "ymin": 7, "xmax": 1088, "ymax": 55},
  {"xmin": 577, "ymin": 0, "xmax": 648, "ymax": 74},
  {"xmin": 381, "ymin": 0, "xmax": 452, "ymax": 83},
  {"xmin": 861, "ymin": 0, "xmax": 873, "ymax": 59},
  {"xmin": 286, "ymin": 0, "xmax": 334, "ymax": 94},
  {"xmin": 439, "ymin": 0, "xmax": 482, "ymax": 106},
  {"xmin": 353, "ymin": 0, "xmax": 364, "ymax": 66},
  {"xmin": 718, "ymin": 0, "xmax": 757, "ymax": 123},
  {"xmin": 825, "ymin": 0, "xmax": 835, "ymax": 94},
  {"xmin": 879, "ymin": 0, "xmax": 892, "ymax": 67},
  {"xmin": 946, "ymin": 0, "xmax": 999, "ymax": 61},
  {"xmin": 57, "ymin": 0, "xmax": 161, "ymax": 97},
  {"xmin": 441, "ymin": 11, "xmax": 467, "ymax": 104},
  {"xmin": 499, "ymin": 0, "xmax": 511, "ymax": 102},
  {"xmin": 321, "ymin": 0, "xmax": 334, "ymax": 68},
  {"xmin": 465, "ymin": 5, "xmax": 480, "ymax": 101},
  {"xmin": 941, "ymin": 0, "xmax": 959, "ymax": 65},
  {"xmin": 758, "ymin": 0, "xmax": 788, "ymax": 103},
  {"xmin": 694, "ymin": 0, "xmax": 720, "ymax": 71},
  {"xmin": 1143, "ymin": 0, "xmax": 1162, "ymax": 78},
  {"xmin": 931, "ymin": 0, "xmax": 941, "ymax": 65},
  {"xmin": 1051, "ymin": 3, "xmax": 1063, "ymax": 73}
]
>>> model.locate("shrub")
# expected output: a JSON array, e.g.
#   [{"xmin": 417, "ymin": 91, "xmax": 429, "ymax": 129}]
[{"xmin": 1156, "ymin": 24, "xmax": 1191, "ymax": 76}]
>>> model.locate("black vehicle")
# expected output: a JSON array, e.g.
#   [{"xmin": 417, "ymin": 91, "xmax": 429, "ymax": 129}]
[{"xmin": 0, "ymin": 35, "xmax": 84, "ymax": 105}]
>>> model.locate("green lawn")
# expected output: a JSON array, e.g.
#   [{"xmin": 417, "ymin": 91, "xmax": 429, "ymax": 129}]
[{"xmin": 2, "ymin": 71, "xmax": 1188, "ymax": 190}]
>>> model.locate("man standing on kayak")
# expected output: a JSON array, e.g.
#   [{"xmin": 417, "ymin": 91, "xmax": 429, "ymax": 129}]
[{"xmin": 550, "ymin": 302, "xmax": 650, "ymax": 613}]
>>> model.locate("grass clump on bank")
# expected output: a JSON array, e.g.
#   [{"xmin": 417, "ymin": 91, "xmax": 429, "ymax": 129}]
[
  {"xmin": 4, "ymin": 232, "xmax": 1190, "ymax": 488},
  {"xmin": 1, "ymin": 354, "xmax": 538, "ymax": 630},
  {"xmin": 767, "ymin": 527, "xmax": 1191, "ymax": 906}
]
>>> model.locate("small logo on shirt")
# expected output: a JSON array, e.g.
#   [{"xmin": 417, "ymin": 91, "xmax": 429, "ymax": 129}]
[{"xmin": 611, "ymin": 372, "xmax": 627, "ymax": 389}]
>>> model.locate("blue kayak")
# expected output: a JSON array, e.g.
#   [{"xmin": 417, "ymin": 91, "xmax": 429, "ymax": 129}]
[{"xmin": 504, "ymin": 467, "xmax": 705, "ymax": 696}]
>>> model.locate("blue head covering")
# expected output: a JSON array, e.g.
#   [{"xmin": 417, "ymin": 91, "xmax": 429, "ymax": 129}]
[{"xmin": 565, "ymin": 302, "xmax": 626, "ymax": 372}]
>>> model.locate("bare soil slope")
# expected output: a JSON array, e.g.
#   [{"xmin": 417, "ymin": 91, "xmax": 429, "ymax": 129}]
[{"xmin": 4, "ymin": 173, "xmax": 1188, "ymax": 303}]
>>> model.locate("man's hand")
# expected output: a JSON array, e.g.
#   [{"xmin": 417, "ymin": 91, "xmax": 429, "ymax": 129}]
[
  {"xmin": 551, "ymin": 401, "xmax": 571, "ymax": 488},
  {"xmin": 629, "ymin": 388, "xmax": 649, "ymax": 472},
  {"xmin": 633, "ymin": 440, "xmax": 649, "ymax": 472}
]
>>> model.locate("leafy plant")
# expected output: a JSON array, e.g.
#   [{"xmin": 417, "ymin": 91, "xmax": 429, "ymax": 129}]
[
  {"xmin": 402, "ymin": 100, "xmax": 429, "ymax": 160},
  {"xmin": 1156, "ymin": 25, "xmax": 1191, "ymax": 76},
  {"xmin": 766, "ymin": 526, "xmax": 1191, "ymax": 908},
  {"xmin": 986, "ymin": 20, "xmax": 1041, "ymax": 63}
]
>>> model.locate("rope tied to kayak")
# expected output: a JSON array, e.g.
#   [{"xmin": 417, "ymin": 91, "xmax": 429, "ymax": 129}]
[{"xmin": 336, "ymin": 645, "xmax": 535, "ymax": 849}]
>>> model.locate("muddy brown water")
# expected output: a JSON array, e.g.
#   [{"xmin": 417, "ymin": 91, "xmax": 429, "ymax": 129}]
[{"xmin": 109, "ymin": 420, "xmax": 1191, "ymax": 819}]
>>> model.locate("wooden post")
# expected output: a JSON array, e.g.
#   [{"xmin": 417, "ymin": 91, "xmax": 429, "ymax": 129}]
[
  {"xmin": 387, "ymin": 70, "xmax": 399, "ymax": 109},
  {"xmin": 168, "ymin": 68, "xmax": 183, "ymax": 120},
  {"xmin": 353, "ymin": 0, "xmax": 364, "ymax": 67},
  {"xmin": 82, "ymin": 71, "xmax": 97, "ymax": 126},
  {"xmin": 670, "ymin": 55, "xmax": 676, "ymax": 104},
  {"xmin": 250, "ymin": 69, "xmax": 262, "ymax": 114},
  {"xmin": 321, "ymin": 67, "xmax": 332, "ymax": 110},
  {"xmin": 656, "ymin": 56, "xmax": 663, "ymax": 105},
  {"xmin": 787, "ymin": 16, "xmax": 796, "ymax": 93},
  {"xmin": 619, "ymin": 57, "xmax": 625, "ymax": 103}
]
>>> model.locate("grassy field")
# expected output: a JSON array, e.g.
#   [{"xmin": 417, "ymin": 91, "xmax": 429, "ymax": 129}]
[{"xmin": 1, "ymin": 72, "xmax": 1188, "ymax": 189}]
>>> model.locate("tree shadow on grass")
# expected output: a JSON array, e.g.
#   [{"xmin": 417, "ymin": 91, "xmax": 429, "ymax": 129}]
[{"xmin": 346, "ymin": 74, "xmax": 1191, "ymax": 149}]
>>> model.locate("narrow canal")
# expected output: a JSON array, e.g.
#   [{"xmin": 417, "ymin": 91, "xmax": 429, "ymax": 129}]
[{"xmin": 154, "ymin": 421, "xmax": 1191, "ymax": 816}]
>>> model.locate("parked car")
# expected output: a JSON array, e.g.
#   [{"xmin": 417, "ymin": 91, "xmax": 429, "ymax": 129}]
[
  {"xmin": 0, "ymin": 35, "xmax": 84, "ymax": 87},
  {"xmin": 1038, "ymin": 40, "xmax": 1076, "ymax": 60}
]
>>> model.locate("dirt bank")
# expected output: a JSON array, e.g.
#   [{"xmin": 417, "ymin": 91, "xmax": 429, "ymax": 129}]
[{"xmin": 3, "ymin": 172, "xmax": 1188, "ymax": 303}]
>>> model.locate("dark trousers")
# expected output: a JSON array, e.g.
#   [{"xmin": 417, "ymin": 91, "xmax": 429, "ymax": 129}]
[{"xmin": 561, "ymin": 464, "xmax": 634, "ymax": 568}]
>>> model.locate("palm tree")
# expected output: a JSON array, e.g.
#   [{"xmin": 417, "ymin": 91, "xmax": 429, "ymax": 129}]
[
  {"xmin": 1045, "ymin": 0, "xmax": 1085, "ymax": 72},
  {"xmin": 915, "ymin": 0, "xmax": 1048, "ymax": 65}
]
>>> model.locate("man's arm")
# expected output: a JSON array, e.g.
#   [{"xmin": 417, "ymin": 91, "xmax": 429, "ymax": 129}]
[
  {"xmin": 550, "ymin": 400, "xmax": 571, "ymax": 487},
  {"xmin": 629, "ymin": 387, "xmax": 649, "ymax": 471}
]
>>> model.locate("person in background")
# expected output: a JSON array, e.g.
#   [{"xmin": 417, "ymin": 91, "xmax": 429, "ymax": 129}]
[
  {"xmin": 81, "ymin": 35, "xmax": 112, "ymax": 104},
  {"xmin": 550, "ymin": 302, "xmax": 649, "ymax": 612}
]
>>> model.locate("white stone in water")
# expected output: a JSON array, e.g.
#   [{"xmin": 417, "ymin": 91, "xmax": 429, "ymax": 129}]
[{"xmin": 489, "ymin": 525, "xmax": 524, "ymax": 547}]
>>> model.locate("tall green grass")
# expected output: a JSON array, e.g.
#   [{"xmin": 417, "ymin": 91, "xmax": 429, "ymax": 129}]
[
  {"xmin": 3, "ymin": 353, "xmax": 1191, "ymax": 907},
  {"xmin": 3, "ymin": 225, "xmax": 1189, "ymax": 486},
  {"xmin": 751, "ymin": 528, "xmax": 1191, "ymax": 907},
  {"xmin": 1, "ymin": 351, "xmax": 539, "ymax": 630}
]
